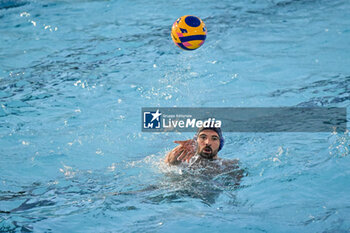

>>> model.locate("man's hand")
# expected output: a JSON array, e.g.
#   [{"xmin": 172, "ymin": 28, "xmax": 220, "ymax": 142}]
[{"xmin": 164, "ymin": 139, "xmax": 196, "ymax": 165}]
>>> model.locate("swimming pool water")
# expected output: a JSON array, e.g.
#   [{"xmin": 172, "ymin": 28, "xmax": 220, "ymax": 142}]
[{"xmin": 1, "ymin": 0, "xmax": 350, "ymax": 232}]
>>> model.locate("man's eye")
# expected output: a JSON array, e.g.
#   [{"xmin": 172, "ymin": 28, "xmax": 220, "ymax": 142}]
[
  {"xmin": 212, "ymin": 137, "xmax": 219, "ymax": 140},
  {"xmin": 199, "ymin": 135, "xmax": 206, "ymax": 139},
  {"xmin": 180, "ymin": 28, "xmax": 188, "ymax": 33}
]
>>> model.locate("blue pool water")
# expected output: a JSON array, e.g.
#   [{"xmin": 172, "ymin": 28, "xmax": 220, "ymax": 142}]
[{"xmin": 1, "ymin": 0, "xmax": 350, "ymax": 232}]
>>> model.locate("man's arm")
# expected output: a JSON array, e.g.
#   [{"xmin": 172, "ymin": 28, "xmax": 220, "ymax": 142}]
[
  {"xmin": 222, "ymin": 159, "xmax": 246, "ymax": 185},
  {"xmin": 164, "ymin": 139, "xmax": 196, "ymax": 165},
  {"xmin": 164, "ymin": 145, "xmax": 183, "ymax": 165}
]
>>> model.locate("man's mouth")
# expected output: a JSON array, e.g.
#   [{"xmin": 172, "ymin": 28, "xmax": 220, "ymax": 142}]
[{"xmin": 203, "ymin": 147, "xmax": 212, "ymax": 153}]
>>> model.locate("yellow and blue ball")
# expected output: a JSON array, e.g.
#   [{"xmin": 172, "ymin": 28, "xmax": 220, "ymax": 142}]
[{"xmin": 171, "ymin": 15, "xmax": 207, "ymax": 51}]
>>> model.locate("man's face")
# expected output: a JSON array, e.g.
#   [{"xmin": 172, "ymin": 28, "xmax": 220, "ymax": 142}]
[{"xmin": 196, "ymin": 129, "xmax": 220, "ymax": 160}]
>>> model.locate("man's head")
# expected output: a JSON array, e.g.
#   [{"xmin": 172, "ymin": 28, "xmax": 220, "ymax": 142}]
[{"xmin": 194, "ymin": 127, "xmax": 224, "ymax": 160}]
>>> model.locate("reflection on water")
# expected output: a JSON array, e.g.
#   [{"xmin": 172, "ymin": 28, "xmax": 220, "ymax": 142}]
[
  {"xmin": 143, "ymin": 161, "xmax": 245, "ymax": 206},
  {"xmin": 0, "ymin": 155, "xmax": 246, "ymax": 231},
  {"xmin": 271, "ymin": 75, "xmax": 350, "ymax": 106},
  {"xmin": 0, "ymin": 0, "xmax": 28, "ymax": 10},
  {"xmin": 1, "ymin": 0, "xmax": 350, "ymax": 231}
]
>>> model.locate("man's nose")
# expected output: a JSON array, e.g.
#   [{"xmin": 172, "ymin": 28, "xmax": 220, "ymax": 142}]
[{"xmin": 204, "ymin": 138, "xmax": 211, "ymax": 145}]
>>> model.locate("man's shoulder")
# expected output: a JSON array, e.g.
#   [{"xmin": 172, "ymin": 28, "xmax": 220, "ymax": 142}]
[{"xmin": 218, "ymin": 158, "xmax": 239, "ymax": 167}]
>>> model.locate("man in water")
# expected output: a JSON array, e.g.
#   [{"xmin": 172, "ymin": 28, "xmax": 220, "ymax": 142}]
[
  {"xmin": 111, "ymin": 127, "xmax": 243, "ymax": 204},
  {"xmin": 165, "ymin": 127, "xmax": 241, "ymax": 175}
]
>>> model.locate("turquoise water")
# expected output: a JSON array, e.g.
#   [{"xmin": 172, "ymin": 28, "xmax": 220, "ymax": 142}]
[{"xmin": 1, "ymin": 0, "xmax": 350, "ymax": 232}]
